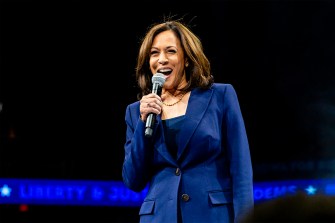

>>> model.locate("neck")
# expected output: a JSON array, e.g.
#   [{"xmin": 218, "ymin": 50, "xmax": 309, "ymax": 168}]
[{"xmin": 166, "ymin": 90, "xmax": 183, "ymax": 97}]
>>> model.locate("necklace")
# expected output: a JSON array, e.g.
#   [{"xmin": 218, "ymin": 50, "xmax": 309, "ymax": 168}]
[{"xmin": 162, "ymin": 93, "xmax": 185, "ymax": 106}]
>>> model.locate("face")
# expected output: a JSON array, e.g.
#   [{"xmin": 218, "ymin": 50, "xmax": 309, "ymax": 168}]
[{"xmin": 149, "ymin": 30, "xmax": 186, "ymax": 90}]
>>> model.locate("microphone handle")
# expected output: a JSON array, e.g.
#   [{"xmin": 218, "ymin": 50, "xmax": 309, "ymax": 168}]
[
  {"xmin": 145, "ymin": 113, "xmax": 155, "ymax": 137},
  {"xmin": 144, "ymin": 83, "xmax": 162, "ymax": 137}
]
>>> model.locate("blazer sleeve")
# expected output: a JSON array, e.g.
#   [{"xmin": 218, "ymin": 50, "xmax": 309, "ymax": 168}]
[
  {"xmin": 122, "ymin": 103, "xmax": 153, "ymax": 192},
  {"xmin": 223, "ymin": 84, "xmax": 254, "ymax": 222}
]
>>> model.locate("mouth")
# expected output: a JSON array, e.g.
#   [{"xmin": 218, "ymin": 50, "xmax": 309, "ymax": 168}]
[{"xmin": 157, "ymin": 68, "xmax": 172, "ymax": 77}]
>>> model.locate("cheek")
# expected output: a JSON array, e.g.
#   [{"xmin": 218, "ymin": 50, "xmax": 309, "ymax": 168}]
[
  {"xmin": 174, "ymin": 65, "xmax": 184, "ymax": 76},
  {"xmin": 149, "ymin": 59, "xmax": 157, "ymax": 70},
  {"xmin": 149, "ymin": 66, "xmax": 156, "ymax": 74}
]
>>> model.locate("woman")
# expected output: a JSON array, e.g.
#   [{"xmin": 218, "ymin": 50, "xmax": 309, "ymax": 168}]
[{"xmin": 122, "ymin": 19, "xmax": 254, "ymax": 223}]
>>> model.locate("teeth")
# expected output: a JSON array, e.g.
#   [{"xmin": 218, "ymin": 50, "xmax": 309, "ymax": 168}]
[{"xmin": 159, "ymin": 69, "xmax": 172, "ymax": 73}]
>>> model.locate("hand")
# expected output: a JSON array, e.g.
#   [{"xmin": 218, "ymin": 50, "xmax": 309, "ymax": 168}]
[{"xmin": 140, "ymin": 93, "xmax": 163, "ymax": 121}]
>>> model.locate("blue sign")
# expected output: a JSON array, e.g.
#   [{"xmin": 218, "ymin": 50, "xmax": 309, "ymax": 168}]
[
  {"xmin": 0, "ymin": 178, "xmax": 148, "ymax": 206},
  {"xmin": 1, "ymin": 178, "xmax": 334, "ymax": 206}
]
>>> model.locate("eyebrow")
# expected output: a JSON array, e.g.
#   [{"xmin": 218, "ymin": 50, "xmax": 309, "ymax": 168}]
[{"xmin": 151, "ymin": 45, "xmax": 177, "ymax": 50}]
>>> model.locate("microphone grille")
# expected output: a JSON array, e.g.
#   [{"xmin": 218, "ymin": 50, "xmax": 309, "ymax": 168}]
[{"xmin": 152, "ymin": 73, "xmax": 166, "ymax": 86}]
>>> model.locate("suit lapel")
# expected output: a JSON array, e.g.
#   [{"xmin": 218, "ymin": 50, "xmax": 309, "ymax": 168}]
[
  {"xmin": 153, "ymin": 87, "xmax": 213, "ymax": 164},
  {"xmin": 176, "ymin": 87, "xmax": 213, "ymax": 160}
]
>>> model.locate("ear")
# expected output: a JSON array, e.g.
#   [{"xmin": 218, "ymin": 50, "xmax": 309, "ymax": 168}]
[{"xmin": 185, "ymin": 60, "xmax": 189, "ymax": 67}]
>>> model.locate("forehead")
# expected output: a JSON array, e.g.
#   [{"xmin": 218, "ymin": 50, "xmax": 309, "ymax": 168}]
[{"xmin": 152, "ymin": 30, "xmax": 180, "ymax": 47}]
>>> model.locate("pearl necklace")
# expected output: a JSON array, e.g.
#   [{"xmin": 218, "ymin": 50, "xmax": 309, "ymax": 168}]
[{"xmin": 162, "ymin": 93, "xmax": 185, "ymax": 106}]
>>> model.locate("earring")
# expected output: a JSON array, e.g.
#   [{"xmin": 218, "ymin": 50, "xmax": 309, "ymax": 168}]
[{"xmin": 185, "ymin": 62, "xmax": 189, "ymax": 67}]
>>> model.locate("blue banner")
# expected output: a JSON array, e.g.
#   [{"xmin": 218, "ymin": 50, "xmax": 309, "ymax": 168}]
[
  {"xmin": 0, "ymin": 178, "xmax": 148, "ymax": 206},
  {"xmin": 1, "ymin": 178, "xmax": 334, "ymax": 206}
]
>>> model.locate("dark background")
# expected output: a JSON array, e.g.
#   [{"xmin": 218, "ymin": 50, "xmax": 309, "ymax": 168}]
[{"xmin": 1, "ymin": 0, "xmax": 335, "ymax": 222}]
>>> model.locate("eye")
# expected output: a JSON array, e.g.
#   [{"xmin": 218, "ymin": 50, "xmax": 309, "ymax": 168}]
[
  {"xmin": 167, "ymin": 49, "xmax": 177, "ymax": 54},
  {"xmin": 150, "ymin": 50, "xmax": 159, "ymax": 56}
]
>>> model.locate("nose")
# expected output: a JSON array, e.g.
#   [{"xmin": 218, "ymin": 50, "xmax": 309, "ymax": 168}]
[{"xmin": 158, "ymin": 53, "xmax": 168, "ymax": 64}]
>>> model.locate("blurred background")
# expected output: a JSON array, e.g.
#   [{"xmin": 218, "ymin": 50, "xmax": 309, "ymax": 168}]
[{"xmin": 1, "ymin": 0, "xmax": 335, "ymax": 222}]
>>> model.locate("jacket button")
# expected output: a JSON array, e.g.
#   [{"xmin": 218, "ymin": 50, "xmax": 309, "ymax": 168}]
[
  {"xmin": 175, "ymin": 168, "xmax": 181, "ymax": 176},
  {"xmin": 181, "ymin": 194, "xmax": 190, "ymax": 202}
]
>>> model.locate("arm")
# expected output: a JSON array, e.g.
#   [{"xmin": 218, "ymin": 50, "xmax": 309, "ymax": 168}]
[
  {"xmin": 224, "ymin": 84, "xmax": 254, "ymax": 222},
  {"xmin": 122, "ymin": 104, "xmax": 153, "ymax": 192}
]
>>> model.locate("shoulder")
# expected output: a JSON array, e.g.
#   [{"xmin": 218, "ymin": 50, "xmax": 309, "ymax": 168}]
[
  {"xmin": 210, "ymin": 83, "xmax": 236, "ymax": 95},
  {"xmin": 209, "ymin": 83, "xmax": 240, "ymax": 106},
  {"xmin": 192, "ymin": 83, "xmax": 236, "ymax": 98}
]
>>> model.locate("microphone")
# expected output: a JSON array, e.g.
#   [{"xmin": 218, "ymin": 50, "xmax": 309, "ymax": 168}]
[{"xmin": 145, "ymin": 73, "xmax": 166, "ymax": 137}]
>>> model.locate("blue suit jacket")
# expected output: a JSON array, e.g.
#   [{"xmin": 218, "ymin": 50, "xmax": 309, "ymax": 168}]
[{"xmin": 123, "ymin": 83, "xmax": 254, "ymax": 223}]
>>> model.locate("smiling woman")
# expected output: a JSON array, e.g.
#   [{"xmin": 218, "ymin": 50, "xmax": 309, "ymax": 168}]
[
  {"xmin": 122, "ymin": 19, "xmax": 254, "ymax": 223},
  {"xmin": 2, "ymin": 0, "xmax": 335, "ymax": 222}
]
